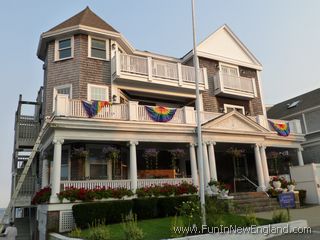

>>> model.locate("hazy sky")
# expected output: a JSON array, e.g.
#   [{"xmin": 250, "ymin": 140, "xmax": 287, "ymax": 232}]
[{"xmin": 0, "ymin": 0, "xmax": 319, "ymax": 207}]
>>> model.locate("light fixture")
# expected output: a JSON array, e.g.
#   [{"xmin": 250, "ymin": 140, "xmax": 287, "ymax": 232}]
[
  {"xmin": 112, "ymin": 95, "xmax": 117, "ymax": 102},
  {"xmin": 111, "ymin": 43, "xmax": 116, "ymax": 50}
]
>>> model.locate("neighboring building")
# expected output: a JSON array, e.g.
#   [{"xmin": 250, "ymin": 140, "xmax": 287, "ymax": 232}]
[
  {"xmin": 3, "ymin": 7, "xmax": 305, "ymax": 239},
  {"xmin": 268, "ymin": 88, "xmax": 320, "ymax": 164}
]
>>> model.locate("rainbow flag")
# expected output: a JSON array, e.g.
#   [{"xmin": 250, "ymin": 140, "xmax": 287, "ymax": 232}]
[
  {"xmin": 269, "ymin": 120, "xmax": 290, "ymax": 136},
  {"xmin": 145, "ymin": 106, "xmax": 177, "ymax": 122},
  {"xmin": 82, "ymin": 100, "xmax": 111, "ymax": 118}
]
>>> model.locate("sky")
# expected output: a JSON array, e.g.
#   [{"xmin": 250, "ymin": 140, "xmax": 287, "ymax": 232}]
[{"xmin": 0, "ymin": 0, "xmax": 320, "ymax": 207}]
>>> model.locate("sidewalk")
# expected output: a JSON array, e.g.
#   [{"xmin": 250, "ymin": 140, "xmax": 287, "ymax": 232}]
[{"xmin": 255, "ymin": 205, "xmax": 320, "ymax": 227}]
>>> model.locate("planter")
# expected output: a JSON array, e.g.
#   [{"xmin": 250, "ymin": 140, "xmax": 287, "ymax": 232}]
[
  {"xmin": 210, "ymin": 185, "xmax": 219, "ymax": 195},
  {"xmin": 273, "ymin": 181, "xmax": 281, "ymax": 189},
  {"xmin": 287, "ymin": 185, "xmax": 295, "ymax": 192},
  {"xmin": 220, "ymin": 189, "xmax": 229, "ymax": 197}
]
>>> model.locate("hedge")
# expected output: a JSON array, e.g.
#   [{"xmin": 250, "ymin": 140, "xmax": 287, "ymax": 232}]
[{"xmin": 72, "ymin": 195, "xmax": 198, "ymax": 228}]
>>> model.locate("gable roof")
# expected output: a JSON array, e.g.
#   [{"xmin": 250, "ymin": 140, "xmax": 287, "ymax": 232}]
[
  {"xmin": 47, "ymin": 7, "xmax": 118, "ymax": 33},
  {"xmin": 202, "ymin": 110, "xmax": 269, "ymax": 133},
  {"xmin": 267, "ymin": 88, "xmax": 320, "ymax": 119},
  {"xmin": 182, "ymin": 24, "xmax": 262, "ymax": 70}
]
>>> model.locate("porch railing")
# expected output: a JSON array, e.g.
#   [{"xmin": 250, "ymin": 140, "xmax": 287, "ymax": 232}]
[
  {"xmin": 61, "ymin": 180, "xmax": 132, "ymax": 190},
  {"xmin": 137, "ymin": 178, "xmax": 193, "ymax": 188}
]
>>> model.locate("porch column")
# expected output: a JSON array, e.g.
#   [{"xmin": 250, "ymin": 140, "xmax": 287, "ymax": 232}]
[
  {"xmin": 189, "ymin": 143, "xmax": 199, "ymax": 186},
  {"xmin": 254, "ymin": 144, "xmax": 266, "ymax": 191},
  {"xmin": 202, "ymin": 143, "xmax": 211, "ymax": 187},
  {"xmin": 260, "ymin": 146, "xmax": 270, "ymax": 188},
  {"xmin": 297, "ymin": 148, "xmax": 304, "ymax": 166},
  {"xmin": 50, "ymin": 138, "xmax": 64, "ymax": 203},
  {"xmin": 41, "ymin": 158, "xmax": 49, "ymax": 188},
  {"xmin": 207, "ymin": 142, "xmax": 217, "ymax": 181},
  {"xmin": 129, "ymin": 141, "xmax": 138, "ymax": 192},
  {"xmin": 107, "ymin": 159, "xmax": 113, "ymax": 180}
]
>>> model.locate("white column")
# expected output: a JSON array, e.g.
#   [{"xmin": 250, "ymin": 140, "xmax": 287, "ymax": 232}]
[
  {"xmin": 297, "ymin": 148, "xmax": 304, "ymax": 166},
  {"xmin": 50, "ymin": 139, "xmax": 64, "ymax": 203},
  {"xmin": 107, "ymin": 159, "xmax": 113, "ymax": 180},
  {"xmin": 207, "ymin": 142, "xmax": 217, "ymax": 181},
  {"xmin": 41, "ymin": 158, "xmax": 49, "ymax": 188},
  {"xmin": 189, "ymin": 143, "xmax": 199, "ymax": 186},
  {"xmin": 202, "ymin": 143, "xmax": 210, "ymax": 186},
  {"xmin": 260, "ymin": 146, "xmax": 270, "ymax": 188},
  {"xmin": 129, "ymin": 141, "xmax": 138, "ymax": 192},
  {"xmin": 254, "ymin": 144, "xmax": 265, "ymax": 191}
]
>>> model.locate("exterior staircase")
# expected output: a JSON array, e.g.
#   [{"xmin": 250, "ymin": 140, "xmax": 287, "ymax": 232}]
[
  {"xmin": 15, "ymin": 217, "xmax": 31, "ymax": 240},
  {"xmin": 230, "ymin": 192, "xmax": 279, "ymax": 213}
]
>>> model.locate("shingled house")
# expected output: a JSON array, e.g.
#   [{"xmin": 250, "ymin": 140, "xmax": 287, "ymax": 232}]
[
  {"xmin": 5, "ymin": 7, "xmax": 305, "ymax": 238},
  {"xmin": 268, "ymin": 88, "xmax": 320, "ymax": 164}
]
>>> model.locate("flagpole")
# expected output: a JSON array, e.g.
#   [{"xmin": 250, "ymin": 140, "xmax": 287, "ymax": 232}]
[{"xmin": 191, "ymin": 0, "xmax": 206, "ymax": 225}]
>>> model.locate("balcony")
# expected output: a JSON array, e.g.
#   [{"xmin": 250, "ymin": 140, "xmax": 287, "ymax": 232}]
[
  {"xmin": 213, "ymin": 71, "xmax": 257, "ymax": 99},
  {"xmin": 111, "ymin": 53, "xmax": 208, "ymax": 93}
]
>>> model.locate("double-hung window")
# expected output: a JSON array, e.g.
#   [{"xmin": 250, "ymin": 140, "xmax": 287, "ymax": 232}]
[
  {"xmin": 89, "ymin": 36, "xmax": 109, "ymax": 60},
  {"xmin": 55, "ymin": 37, "xmax": 74, "ymax": 60},
  {"xmin": 87, "ymin": 84, "xmax": 109, "ymax": 101},
  {"xmin": 224, "ymin": 104, "xmax": 245, "ymax": 114}
]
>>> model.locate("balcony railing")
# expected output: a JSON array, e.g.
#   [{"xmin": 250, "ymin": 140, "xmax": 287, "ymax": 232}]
[
  {"xmin": 213, "ymin": 71, "xmax": 257, "ymax": 99},
  {"xmin": 54, "ymin": 95, "xmax": 303, "ymax": 134},
  {"xmin": 111, "ymin": 53, "xmax": 207, "ymax": 88}
]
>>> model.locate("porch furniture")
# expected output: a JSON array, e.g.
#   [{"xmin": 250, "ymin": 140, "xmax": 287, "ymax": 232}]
[{"xmin": 138, "ymin": 169, "xmax": 176, "ymax": 179}]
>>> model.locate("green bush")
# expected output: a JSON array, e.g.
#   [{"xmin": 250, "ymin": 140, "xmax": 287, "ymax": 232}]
[
  {"xmin": 87, "ymin": 226, "xmax": 110, "ymax": 240},
  {"xmin": 122, "ymin": 212, "xmax": 144, "ymax": 240},
  {"xmin": 243, "ymin": 209, "xmax": 258, "ymax": 226},
  {"xmin": 73, "ymin": 200, "xmax": 133, "ymax": 228},
  {"xmin": 68, "ymin": 227, "xmax": 82, "ymax": 238},
  {"xmin": 133, "ymin": 198, "xmax": 158, "ymax": 219},
  {"xmin": 158, "ymin": 195, "xmax": 198, "ymax": 217},
  {"xmin": 205, "ymin": 197, "xmax": 225, "ymax": 228},
  {"xmin": 272, "ymin": 210, "xmax": 290, "ymax": 223}
]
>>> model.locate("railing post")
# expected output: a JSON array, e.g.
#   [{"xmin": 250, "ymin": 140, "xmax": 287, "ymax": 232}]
[
  {"xmin": 55, "ymin": 94, "xmax": 70, "ymax": 116},
  {"xmin": 177, "ymin": 63, "xmax": 183, "ymax": 86},
  {"xmin": 203, "ymin": 68, "xmax": 208, "ymax": 89},
  {"xmin": 252, "ymin": 78, "xmax": 257, "ymax": 97},
  {"xmin": 116, "ymin": 51, "xmax": 121, "ymax": 75},
  {"xmin": 147, "ymin": 57, "xmax": 153, "ymax": 81},
  {"xmin": 183, "ymin": 106, "xmax": 196, "ymax": 124},
  {"xmin": 219, "ymin": 71, "xmax": 224, "ymax": 92},
  {"xmin": 128, "ymin": 101, "xmax": 139, "ymax": 121}
]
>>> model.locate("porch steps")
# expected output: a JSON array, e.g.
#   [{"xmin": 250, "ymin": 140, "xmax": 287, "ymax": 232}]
[
  {"xmin": 230, "ymin": 192, "xmax": 279, "ymax": 213},
  {"xmin": 15, "ymin": 217, "xmax": 31, "ymax": 240}
]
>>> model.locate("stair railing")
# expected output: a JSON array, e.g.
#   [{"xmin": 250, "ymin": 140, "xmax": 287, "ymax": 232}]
[{"xmin": 241, "ymin": 175, "xmax": 269, "ymax": 197}]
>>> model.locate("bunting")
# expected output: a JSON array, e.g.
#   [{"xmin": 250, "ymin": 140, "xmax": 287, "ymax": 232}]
[
  {"xmin": 82, "ymin": 100, "xmax": 111, "ymax": 118},
  {"xmin": 145, "ymin": 106, "xmax": 177, "ymax": 122},
  {"xmin": 269, "ymin": 120, "xmax": 290, "ymax": 136}
]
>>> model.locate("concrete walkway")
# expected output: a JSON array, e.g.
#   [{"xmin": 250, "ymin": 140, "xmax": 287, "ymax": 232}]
[{"xmin": 255, "ymin": 205, "xmax": 320, "ymax": 227}]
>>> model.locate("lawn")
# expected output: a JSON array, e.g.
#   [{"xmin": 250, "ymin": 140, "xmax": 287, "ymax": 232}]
[{"xmin": 71, "ymin": 214, "xmax": 272, "ymax": 240}]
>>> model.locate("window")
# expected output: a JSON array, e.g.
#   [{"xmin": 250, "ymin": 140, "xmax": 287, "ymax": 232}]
[
  {"xmin": 88, "ymin": 84, "xmax": 109, "ymax": 101},
  {"xmin": 55, "ymin": 37, "xmax": 74, "ymax": 60},
  {"xmin": 224, "ymin": 104, "xmax": 245, "ymax": 114},
  {"xmin": 220, "ymin": 64, "xmax": 239, "ymax": 77},
  {"xmin": 88, "ymin": 36, "xmax": 109, "ymax": 60},
  {"xmin": 87, "ymin": 145, "xmax": 108, "ymax": 179}
]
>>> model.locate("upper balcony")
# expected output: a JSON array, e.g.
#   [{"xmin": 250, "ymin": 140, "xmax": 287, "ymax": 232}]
[
  {"xmin": 213, "ymin": 71, "xmax": 257, "ymax": 99},
  {"xmin": 111, "ymin": 53, "xmax": 208, "ymax": 94}
]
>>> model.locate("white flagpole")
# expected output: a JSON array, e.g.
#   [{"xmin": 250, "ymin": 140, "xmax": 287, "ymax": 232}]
[{"xmin": 191, "ymin": 0, "xmax": 206, "ymax": 225}]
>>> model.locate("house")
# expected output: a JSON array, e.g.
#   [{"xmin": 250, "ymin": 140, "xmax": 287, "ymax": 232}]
[
  {"xmin": 268, "ymin": 88, "xmax": 320, "ymax": 164},
  {"xmin": 3, "ymin": 7, "xmax": 305, "ymax": 238}
]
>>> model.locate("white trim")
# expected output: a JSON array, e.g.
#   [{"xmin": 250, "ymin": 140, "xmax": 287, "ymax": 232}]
[
  {"xmin": 54, "ymin": 36, "xmax": 74, "ymax": 61},
  {"xmin": 279, "ymin": 105, "xmax": 320, "ymax": 119},
  {"xmin": 53, "ymin": 84, "xmax": 72, "ymax": 112},
  {"xmin": 87, "ymin": 83, "xmax": 109, "ymax": 101},
  {"xmin": 256, "ymin": 70, "xmax": 267, "ymax": 117},
  {"xmin": 223, "ymin": 104, "xmax": 245, "ymax": 114},
  {"xmin": 88, "ymin": 35, "xmax": 110, "ymax": 61}
]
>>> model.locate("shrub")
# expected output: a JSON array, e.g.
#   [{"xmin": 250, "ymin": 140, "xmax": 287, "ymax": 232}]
[
  {"xmin": 243, "ymin": 208, "xmax": 258, "ymax": 226},
  {"xmin": 87, "ymin": 226, "xmax": 110, "ymax": 240},
  {"xmin": 133, "ymin": 198, "xmax": 158, "ymax": 219},
  {"xmin": 68, "ymin": 227, "xmax": 82, "ymax": 238},
  {"xmin": 272, "ymin": 210, "xmax": 290, "ymax": 223},
  {"xmin": 158, "ymin": 195, "xmax": 198, "ymax": 217},
  {"xmin": 73, "ymin": 200, "xmax": 133, "ymax": 228},
  {"xmin": 205, "ymin": 198, "xmax": 225, "ymax": 228},
  {"xmin": 177, "ymin": 200, "xmax": 201, "ymax": 228},
  {"xmin": 122, "ymin": 212, "xmax": 144, "ymax": 240},
  {"xmin": 31, "ymin": 187, "xmax": 51, "ymax": 205}
]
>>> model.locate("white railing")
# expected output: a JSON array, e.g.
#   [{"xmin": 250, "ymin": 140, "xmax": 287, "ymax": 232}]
[
  {"xmin": 69, "ymin": 99, "xmax": 129, "ymax": 120},
  {"xmin": 61, "ymin": 180, "xmax": 132, "ymax": 190},
  {"xmin": 137, "ymin": 178, "xmax": 193, "ymax": 188},
  {"xmin": 198, "ymin": 111, "xmax": 222, "ymax": 123},
  {"xmin": 137, "ymin": 105, "xmax": 184, "ymax": 124},
  {"xmin": 116, "ymin": 53, "xmax": 207, "ymax": 85}
]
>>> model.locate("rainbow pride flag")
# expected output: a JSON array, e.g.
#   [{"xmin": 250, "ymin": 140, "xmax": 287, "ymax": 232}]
[
  {"xmin": 82, "ymin": 100, "xmax": 111, "ymax": 118},
  {"xmin": 268, "ymin": 120, "xmax": 290, "ymax": 136},
  {"xmin": 145, "ymin": 106, "xmax": 177, "ymax": 122}
]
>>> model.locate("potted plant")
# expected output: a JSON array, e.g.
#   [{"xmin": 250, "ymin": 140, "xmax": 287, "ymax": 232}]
[
  {"xmin": 208, "ymin": 179, "xmax": 220, "ymax": 194},
  {"xmin": 287, "ymin": 180, "xmax": 296, "ymax": 192},
  {"xmin": 219, "ymin": 183, "xmax": 230, "ymax": 197},
  {"xmin": 270, "ymin": 176, "xmax": 282, "ymax": 189}
]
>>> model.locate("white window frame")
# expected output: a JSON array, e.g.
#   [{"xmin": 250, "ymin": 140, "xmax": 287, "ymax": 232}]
[
  {"xmin": 88, "ymin": 36, "xmax": 110, "ymax": 61},
  {"xmin": 224, "ymin": 104, "xmax": 245, "ymax": 114},
  {"xmin": 53, "ymin": 84, "xmax": 72, "ymax": 112},
  {"xmin": 219, "ymin": 62, "xmax": 240, "ymax": 76},
  {"xmin": 54, "ymin": 36, "xmax": 74, "ymax": 61},
  {"xmin": 87, "ymin": 83, "xmax": 109, "ymax": 101}
]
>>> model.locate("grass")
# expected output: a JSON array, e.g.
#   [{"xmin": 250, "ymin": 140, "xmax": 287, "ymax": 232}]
[{"xmin": 70, "ymin": 214, "xmax": 273, "ymax": 240}]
